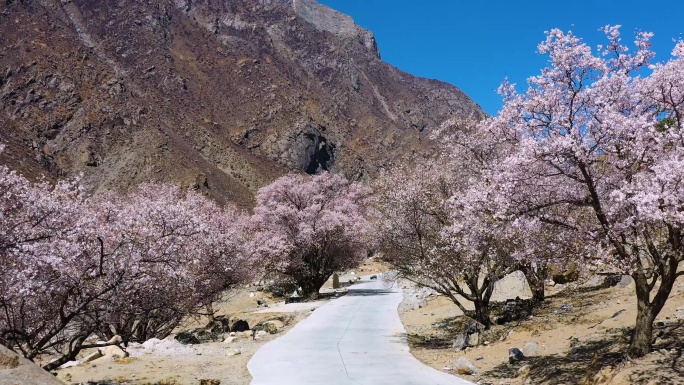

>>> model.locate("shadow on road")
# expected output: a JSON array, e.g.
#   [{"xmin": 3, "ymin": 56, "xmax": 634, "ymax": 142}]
[{"xmin": 347, "ymin": 289, "xmax": 395, "ymax": 296}]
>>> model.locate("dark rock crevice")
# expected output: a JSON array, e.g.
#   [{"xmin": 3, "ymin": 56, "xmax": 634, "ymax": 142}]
[{"xmin": 302, "ymin": 131, "xmax": 334, "ymax": 175}]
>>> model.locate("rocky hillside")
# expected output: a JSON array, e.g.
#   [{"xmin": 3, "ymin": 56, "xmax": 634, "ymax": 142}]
[{"xmin": 0, "ymin": 0, "xmax": 482, "ymax": 206}]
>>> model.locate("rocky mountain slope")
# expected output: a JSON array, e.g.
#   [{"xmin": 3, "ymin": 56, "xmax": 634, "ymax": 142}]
[{"xmin": 0, "ymin": 0, "xmax": 483, "ymax": 206}]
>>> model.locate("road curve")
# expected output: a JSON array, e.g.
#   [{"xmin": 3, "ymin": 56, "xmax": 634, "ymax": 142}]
[{"xmin": 248, "ymin": 277, "xmax": 474, "ymax": 385}]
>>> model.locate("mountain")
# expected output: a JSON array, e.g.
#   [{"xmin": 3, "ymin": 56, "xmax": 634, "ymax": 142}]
[{"xmin": 0, "ymin": 0, "xmax": 483, "ymax": 206}]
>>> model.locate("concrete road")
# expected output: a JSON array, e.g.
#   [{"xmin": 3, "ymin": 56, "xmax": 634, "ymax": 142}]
[{"xmin": 248, "ymin": 277, "xmax": 474, "ymax": 385}]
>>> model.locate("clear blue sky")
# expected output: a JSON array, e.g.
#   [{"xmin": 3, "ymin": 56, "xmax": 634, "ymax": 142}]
[{"xmin": 318, "ymin": 0, "xmax": 684, "ymax": 115}]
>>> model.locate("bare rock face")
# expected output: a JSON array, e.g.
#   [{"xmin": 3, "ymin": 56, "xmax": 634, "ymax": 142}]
[
  {"xmin": 0, "ymin": 344, "xmax": 65, "ymax": 385},
  {"xmin": 288, "ymin": 0, "xmax": 380, "ymax": 57},
  {"xmin": 0, "ymin": 0, "xmax": 483, "ymax": 206}
]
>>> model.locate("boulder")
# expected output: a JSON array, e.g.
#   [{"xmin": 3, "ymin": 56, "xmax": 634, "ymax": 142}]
[
  {"xmin": 223, "ymin": 337, "xmax": 237, "ymax": 343},
  {"xmin": 0, "ymin": 345, "xmax": 65, "ymax": 385},
  {"xmin": 82, "ymin": 351, "xmax": 104, "ymax": 363},
  {"xmin": 452, "ymin": 334, "xmax": 467, "ymax": 350},
  {"xmin": 261, "ymin": 320, "xmax": 282, "ymax": 334},
  {"xmin": 467, "ymin": 332, "xmax": 479, "ymax": 347},
  {"xmin": 509, "ymin": 348, "xmax": 525, "ymax": 363},
  {"xmin": 99, "ymin": 345, "xmax": 128, "ymax": 358},
  {"xmin": 453, "ymin": 357, "xmax": 476, "ymax": 375}
]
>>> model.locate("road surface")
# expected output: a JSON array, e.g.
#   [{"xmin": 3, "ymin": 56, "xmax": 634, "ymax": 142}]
[{"xmin": 248, "ymin": 277, "xmax": 474, "ymax": 385}]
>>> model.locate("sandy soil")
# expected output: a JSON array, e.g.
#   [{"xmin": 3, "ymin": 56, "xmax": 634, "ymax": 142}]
[
  {"xmin": 52, "ymin": 258, "xmax": 388, "ymax": 385},
  {"xmin": 54, "ymin": 288, "xmax": 319, "ymax": 385},
  {"xmin": 398, "ymin": 274, "xmax": 684, "ymax": 385}
]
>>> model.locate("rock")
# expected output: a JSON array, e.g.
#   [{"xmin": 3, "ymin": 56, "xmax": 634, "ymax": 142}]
[
  {"xmin": 82, "ymin": 351, "xmax": 104, "ymax": 363},
  {"xmin": 261, "ymin": 320, "xmax": 283, "ymax": 334},
  {"xmin": 453, "ymin": 357, "xmax": 476, "ymax": 375},
  {"xmin": 231, "ymin": 319, "xmax": 250, "ymax": 332},
  {"xmin": 467, "ymin": 332, "xmax": 479, "ymax": 347},
  {"xmin": 522, "ymin": 342, "xmax": 538, "ymax": 357},
  {"xmin": 0, "ymin": 344, "xmax": 65, "ymax": 385},
  {"xmin": 223, "ymin": 337, "xmax": 237, "ymax": 343},
  {"xmin": 227, "ymin": 349, "xmax": 242, "ymax": 356},
  {"xmin": 229, "ymin": 332, "xmax": 237, "ymax": 337},
  {"xmin": 199, "ymin": 380, "xmax": 221, "ymax": 385},
  {"xmin": 178, "ymin": 328, "xmax": 222, "ymax": 344},
  {"xmin": 256, "ymin": 330, "xmax": 268, "ymax": 338},
  {"xmin": 509, "ymin": 348, "xmax": 525, "ymax": 363},
  {"xmin": 452, "ymin": 334, "xmax": 467, "ymax": 350},
  {"xmin": 175, "ymin": 330, "xmax": 204, "ymax": 344},
  {"xmin": 99, "ymin": 345, "xmax": 128, "ymax": 358},
  {"xmin": 518, "ymin": 365, "xmax": 531, "ymax": 377},
  {"xmin": 0, "ymin": 350, "xmax": 19, "ymax": 370}
]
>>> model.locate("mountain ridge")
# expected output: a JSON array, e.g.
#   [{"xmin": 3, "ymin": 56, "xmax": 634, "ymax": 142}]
[{"xmin": 0, "ymin": 0, "xmax": 483, "ymax": 206}]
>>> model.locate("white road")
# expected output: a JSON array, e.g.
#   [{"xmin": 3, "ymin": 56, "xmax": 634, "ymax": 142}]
[{"xmin": 248, "ymin": 277, "xmax": 474, "ymax": 385}]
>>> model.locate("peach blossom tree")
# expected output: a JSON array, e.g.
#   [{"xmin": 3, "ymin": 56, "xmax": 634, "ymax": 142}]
[
  {"xmin": 248, "ymin": 173, "xmax": 372, "ymax": 299},
  {"xmin": 488, "ymin": 26, "xmax": 684, "ymax": 356}
]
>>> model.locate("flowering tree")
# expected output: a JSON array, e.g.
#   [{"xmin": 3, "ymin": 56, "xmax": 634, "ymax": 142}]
[
  {"xmin": 248, "ymin": 173, "xmax": 372, "ymax": 299},
  {"xmin": 84, "ymin": 185, "xmax": 250, "ymax": 347},
  {"xmin": 372, "ymin": 163, "xmax": 522, "ymax": 328},
  {"xmin": 0, "ymin": 163, "xmax": 250, "ymax": 369},
  {"xmin": 488, "ymin": 26, "xmax": 684, "ymax": 356},
  {"xmin": 0, "ymin": 165, "xmax": 118, "ymax": 369}
]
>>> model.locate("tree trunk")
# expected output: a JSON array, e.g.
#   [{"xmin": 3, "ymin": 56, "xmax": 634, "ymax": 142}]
[
  {"xmin": 473, "ymin": 299, "xmax": 491, "ymax": 329},
  {"xmin": 43, "ymin": 349, "xmax": 80, "ymax": 371},
  {"xmin": 521, "ymin": 264, "xmax": 546, "ymax": 302},
  {"xmin": 298, "ymin": 275, "xmax": 329, "ymax": 300},
  {"xmin": 629, "ymin": 292, "xmax": 655, "ymax": 357},
  {"xmin": 629, "ymin": 267, "xmax": 678, "ymax": 357}
]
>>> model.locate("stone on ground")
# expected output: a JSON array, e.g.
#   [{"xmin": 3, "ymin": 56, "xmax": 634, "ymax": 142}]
[{"xmin": 454, "ymin": 357, "xmax": 477, "ymax": 375}]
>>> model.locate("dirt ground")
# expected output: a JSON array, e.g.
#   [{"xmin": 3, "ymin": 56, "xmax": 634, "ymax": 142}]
[
  {"xmin": 398, "ymin": 274, "xmax": 684, "ymax": 385},
  {"xmin": 52, "ymin": 258, "xmax": 388, "ymax": 385}
]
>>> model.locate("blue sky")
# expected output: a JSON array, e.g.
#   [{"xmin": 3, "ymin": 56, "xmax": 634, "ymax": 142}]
[{"xmin": 318, "ymin": 0, "xmax": 684, "ymax": 115}]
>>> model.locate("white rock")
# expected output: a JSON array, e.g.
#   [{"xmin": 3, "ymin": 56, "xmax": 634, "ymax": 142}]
[
  {"xmin": 98, "ymin": 345, "xmax": 128, "ymax": 358},
  {"xmin": 82, "ymin": 351, "xmax": 103, "ymax": 363},
  {"xmin": 453, "ymin": 357, "xmax": 476, "ymax": 375}
]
